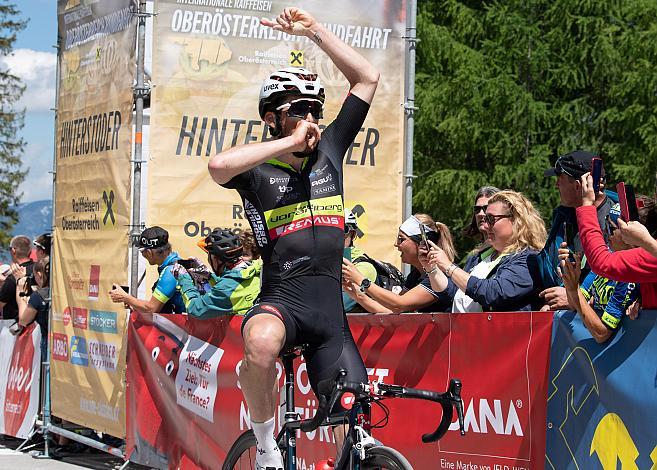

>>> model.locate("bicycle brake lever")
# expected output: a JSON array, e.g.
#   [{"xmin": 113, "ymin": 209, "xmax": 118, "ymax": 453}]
[{"xmin": 449, "ymin": 379, "xmax": 466, "ymax": 436}]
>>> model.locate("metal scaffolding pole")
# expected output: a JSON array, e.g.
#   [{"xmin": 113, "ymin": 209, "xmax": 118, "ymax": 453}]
[
  {"xmin": 403, "ymin": 0, "xmax": 418, "ymax": 224},
  {"xmin": 130, "ymin": 0, "xmax": 149, "ymax": 293}
]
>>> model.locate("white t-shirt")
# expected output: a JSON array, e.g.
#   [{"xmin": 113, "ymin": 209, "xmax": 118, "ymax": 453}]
[{"xmin": 452, "ymin": 253, "xmax": 503, "ymax": 313}]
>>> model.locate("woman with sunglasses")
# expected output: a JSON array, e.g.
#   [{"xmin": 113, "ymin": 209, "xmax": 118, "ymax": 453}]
[
  {"xmin": 342, "ymin": 214, "xmax": 457, "ymax": 313},
  {"xmin": 463, "ymin": 186, "xmax": 500, "ymax": 244},
  {"xmin": 424, "ymin": 190, "xmax": 547, "ymax": 312}
]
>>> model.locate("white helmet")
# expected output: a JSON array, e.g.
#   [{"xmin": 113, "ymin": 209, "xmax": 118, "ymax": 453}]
[
  {"xmin": 259, "ymin": 67, "xmax": 325, "ymax": 119},
  {"xmin": 344, "ymin": 208, "xmax": 358, "ymax": 231}
]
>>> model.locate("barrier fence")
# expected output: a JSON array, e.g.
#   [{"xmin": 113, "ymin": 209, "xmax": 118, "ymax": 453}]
[{"xmin": 126, "ymin": 311, "xmax": 553, "ymax": 469}]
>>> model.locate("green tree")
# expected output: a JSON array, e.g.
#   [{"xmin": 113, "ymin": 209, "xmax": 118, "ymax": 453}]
[
  {"xmin": 0, "ymin": 1, "xmax": 26, "ymax": 247},
  {"xmin": 413, "ymin": 0, "xmax": 657, "ymax": 256}
]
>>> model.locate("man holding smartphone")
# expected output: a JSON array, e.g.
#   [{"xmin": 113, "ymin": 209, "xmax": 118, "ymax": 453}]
[
  {"xmin": 109, "ymin": 226, "xmax": 186, "ymax": 314},
  {"xmin": 539, "ymin": 150, "xmax": 614, "ymax": 310}
]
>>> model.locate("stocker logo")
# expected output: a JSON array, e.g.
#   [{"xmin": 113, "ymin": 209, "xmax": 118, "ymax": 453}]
[{"xmin": 89, "ymin": 310, "xmax": 118, "ymax": 334}]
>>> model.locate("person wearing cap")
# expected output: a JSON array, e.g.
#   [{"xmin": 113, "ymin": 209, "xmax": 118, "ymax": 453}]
[
  {"xmin": 173, "ymin": 228, "xmax": 260, "ymax": 318},
  {"xmin": 109, "ymin": 226, "xmax": 185, "ymax": 314},
  {"xmin": 558, "ymin": 202, "xmax": 639, "ymax": 342},
  {"xmin": 33, "ymin": 233, "xmax": 51, "ymax": 261},
  {"xmin": 538, "ymin": 150, "xmax": 614, "ymax": 310},
  {"xmin": 341, "ymin": 208, "xmax": 377, "ymax": 313},
  {"xmin": 0, "ymin": 235, "xmax": 34, "ymax": 321},
  {"xmin": 342, "ymin": 213, "xmax": 456, "ymax": 313}
]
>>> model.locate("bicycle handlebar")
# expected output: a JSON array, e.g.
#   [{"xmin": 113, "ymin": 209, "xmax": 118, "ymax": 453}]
[{"xmin": 297, "ymin": 370, "xmax": 466, "ymax": 442}]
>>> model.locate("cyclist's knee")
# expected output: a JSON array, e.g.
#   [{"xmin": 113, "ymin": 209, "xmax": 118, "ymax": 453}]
[{"xmin": 243, "ymin": 316, "xmax": 285, "ymax": 369}]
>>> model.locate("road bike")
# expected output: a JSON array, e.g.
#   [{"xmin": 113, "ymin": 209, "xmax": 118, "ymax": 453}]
[{"xmin": 223, "ymin": 347, "xmax": 465, "ymax": 470}]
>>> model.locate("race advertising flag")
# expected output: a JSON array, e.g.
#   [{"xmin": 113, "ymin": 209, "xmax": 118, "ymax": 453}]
[
  {"xmin": 126, "ymin": 312, "xmax": 552, "ymax": 469},
  {"xmin": 546, "ymin": 310, "xmax": 657, "ymax": 469},
  {"xmin": 0, "ymin": 324, "xmax": 42, "ymax": 439},
  {"xmin": 51, "ymin": 0, "xmax": 137, "ymax": 438},
  {"xmin": 147, "ymin": 0, "xmax": 404, "ymax": 267}
]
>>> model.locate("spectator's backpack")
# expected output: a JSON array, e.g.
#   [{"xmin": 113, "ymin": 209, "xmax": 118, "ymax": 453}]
[{"xmin": 353, "ymin": 254, "xmax": 405, "ymax": 293}]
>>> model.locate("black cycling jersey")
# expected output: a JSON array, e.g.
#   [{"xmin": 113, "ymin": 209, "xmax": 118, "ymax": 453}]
[
  {"xmin": 225, "ymin": 93, "xmax": 371, "ymax": 405},
  {"xmin": 223, "ymin": 93, "xmax": 370, "ymax": 286}
]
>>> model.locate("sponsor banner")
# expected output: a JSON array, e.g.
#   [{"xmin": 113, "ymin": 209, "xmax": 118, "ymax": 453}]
[
  {"xmin": 126, "ymin": 312, "xmax": 552, "ymax": 469},
  {"xmin": 147, "ymin": 0, "xmax": 405, "ymax": 286},
  {"xmin": 546, "ymin": 310, "xmax": 657, "ymax": 469},
  {"xmin": 51, "ymin": 0, "xmax": 137, "ymax": 438},
  {"xmin": 0, "ymin": 324, "xmax": 42, "ymax": 439}
]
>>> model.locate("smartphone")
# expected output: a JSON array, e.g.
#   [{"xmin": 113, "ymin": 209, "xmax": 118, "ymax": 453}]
[
  {"xmin": 562, "ymin": 221, "xmax": 575, "ymax": 262},
  {"xmin": 419, "ymin": 222, "xmax": 428, "ymax": 248},
  {"xmin": 343, "ymin": 247, "xmax": 352, "ymax": 262},
  {"xmin": 617, "ymin": 182, "xmax": 640, "ymax": 222},
  {"xmin": 591, "ymin": 157, "xmax": 603, "ymax": 195},
  {"xmin": 120, "ymin": 285, "xmax": 130, "ymax": 294}
]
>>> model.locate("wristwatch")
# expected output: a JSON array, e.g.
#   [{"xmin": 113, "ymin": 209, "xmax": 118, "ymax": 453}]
[{"xmin": 359, "ymin": 278, "xmax": 372, "ymax": 293}]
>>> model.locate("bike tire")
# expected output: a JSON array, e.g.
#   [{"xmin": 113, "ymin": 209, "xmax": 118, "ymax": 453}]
[
  {"xmin": 362, "ymin": 445, "xmax": 414, "ymax": 470},
  {"xmin": 222, "ymin": 430, "xmax": 257, "ymax": 470}
]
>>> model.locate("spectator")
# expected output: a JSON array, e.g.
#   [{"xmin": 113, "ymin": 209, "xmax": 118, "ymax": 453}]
[
  {"xmin": 342, "ymin": 208, "xmax": 377, "ymax": 313},
  {"xmin": 16, "ymin": 256, "xmax": 50, "ymax": 353},
  {"xmin": 425, "ymin": 190, "xmax": 546, "ymax": 312},
  {"xmin": 33, "ymin": 233, "xmax": 52, "ymax": 261},
  {"xmin": 0, "ymin": 236, "xmax": 34, "ymax": 320},
  {"xmin": 342, "ymin": 214, "xmax": 455, "ymax": 313},
  {"xmin": 559, "ymin": 204, "xmax": 638, "ymax": 342},
  {"xmin": 239, "ymin": 229, "xmax": 261, "ymax": 261},
  {"xmin": 462, "ymin": 186, "xmax": 500, "ymax": 244},
  {"xmin": 538, "ymin": 151, "xmax": 614, "ymax": 310},
  {"xmin": 109, "ymin": 226, "xmax": 185, "ymax": 313},
  {"xmin": 575, "ymin": 174, "xmax": 657, "ymax": 308},
  {"xmin": 174, "ymin": 229, "xmax": 260, "ymax": 317}
]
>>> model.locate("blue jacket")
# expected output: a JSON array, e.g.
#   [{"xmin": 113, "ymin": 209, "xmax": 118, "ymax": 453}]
[{"xmin": 440, "ymin": 248, "xmax": 543, "ymax": 312}]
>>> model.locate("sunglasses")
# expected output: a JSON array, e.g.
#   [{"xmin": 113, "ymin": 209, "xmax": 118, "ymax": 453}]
[
  {"xmin": 554, "ymin": 158, "xmax": 581, "ymax": 179},
  {"xmin": 473, "ymin": 204, "xmax": 488, "ymax": 214},
  {"xmin": 483, "ymin": 213, "xmax": 513, "ymax": 226},
  {"xmin": 276, "ymin": 98, "xmax": 324, "ymax": 120}
]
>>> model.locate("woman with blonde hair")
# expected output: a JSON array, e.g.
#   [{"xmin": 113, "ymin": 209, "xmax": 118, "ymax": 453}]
[
  {"xmin": 424, "ymin": 190, "xmax": 547, "ymax": 312},
  {"xmin": 342, "ymin": 213, "xmax": 456, "ymax": 313}
]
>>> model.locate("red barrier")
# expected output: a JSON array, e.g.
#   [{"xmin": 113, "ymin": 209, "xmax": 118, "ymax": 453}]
[{"xmin": 126, "ymin": 312, "xmax": 552, "ymax": 470}]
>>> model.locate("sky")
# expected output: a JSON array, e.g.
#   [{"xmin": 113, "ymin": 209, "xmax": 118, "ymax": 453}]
[{"xmin": 1, "ymin": 0, "xmax": 58, "ymax": 203}]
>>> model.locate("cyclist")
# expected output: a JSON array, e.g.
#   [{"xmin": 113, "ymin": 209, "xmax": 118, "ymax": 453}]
[
  {"xmin": 342, "ymin": 208, "xmax": 377, "ymax": 312},
  {"xmin": 174, "ymin": 228, "xmax": 261, "ymax": 317},
  {"xmin": 208, "ymin": 7, "xmax": 379, "ymax": 469}
]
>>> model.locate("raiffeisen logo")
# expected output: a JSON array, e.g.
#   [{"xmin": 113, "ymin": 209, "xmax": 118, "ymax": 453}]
[{"xmin": 448, "ymin": 398, "xmax": 524, "ymax": 436}]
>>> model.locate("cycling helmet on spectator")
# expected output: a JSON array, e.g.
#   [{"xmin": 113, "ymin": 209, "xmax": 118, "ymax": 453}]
[
  {"xmin": 259, "ymin": 67, "xmax": 325, "ymax": 120},
  {"xmin": 345, "ymin": 208, "xmax": 359, "ymax": 233},
  {"xmin": 197, "ymin": 229, "xmax": 243, "ymax": 264}
]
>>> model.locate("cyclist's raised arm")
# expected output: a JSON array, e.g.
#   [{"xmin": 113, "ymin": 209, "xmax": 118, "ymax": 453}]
[
  {"xmin": 261, "ymin": 8, "xmax": 379, "ymax": 105},
  {"xmin": 208, "ymin": 119, "xmax": 320, "ymax": 185}
]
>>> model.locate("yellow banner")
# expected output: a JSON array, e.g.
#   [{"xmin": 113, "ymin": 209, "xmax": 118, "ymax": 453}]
[
  {"xmin": 148, "ymin": 0, "xmax": 405, "ymax": 266},
  {"xmin": 51, "ymin": 0, "xmax": 137, "ymax": 438}
]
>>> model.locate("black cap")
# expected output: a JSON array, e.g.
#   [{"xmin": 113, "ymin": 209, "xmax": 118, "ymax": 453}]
[
  {"xmin": 544, "ymin": 150, "xmax": 604, "ymax": 179},
  {"xmin": 137, "ymin": 226, "xmax": 169, "ymax": 249}
]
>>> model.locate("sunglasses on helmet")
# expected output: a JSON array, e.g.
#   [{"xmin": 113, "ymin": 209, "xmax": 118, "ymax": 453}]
[{"xmin": 276, "ymin": 98, "xmax": 324, "ymax": 120}]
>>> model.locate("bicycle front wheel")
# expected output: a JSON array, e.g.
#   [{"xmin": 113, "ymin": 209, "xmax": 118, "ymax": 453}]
[
  {"xmin": 362, "ymin": 445, "xmax": 413, "ymax": 470},
  {"xmin": 222, "ymin": 430, "xmax": 257, "ymax": 470}
]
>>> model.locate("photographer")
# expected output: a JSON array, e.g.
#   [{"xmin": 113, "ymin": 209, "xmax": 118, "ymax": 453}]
[{"xmin": 0, "ymin": 235, "xmax": 34, "ymax": 321}]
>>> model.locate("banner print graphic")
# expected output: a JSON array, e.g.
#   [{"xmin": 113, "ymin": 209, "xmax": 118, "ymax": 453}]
[
  {"xmin": 546, "ymin": 310, "xmax": 657, "ymax": 470},
  {"xmin": 126, "ymin": 312, "xmax": 552, "ymax": 469},
  {"xmin": 51, "ymin": 0, "xmax": 137, "ymax": 438},
  {"xmin": 147, "ymin": 0, "xmax": 405, "ymax": 272},
  {"xmin": 0, "ymin": 324, "xmax": 42, "ymax": 439}
]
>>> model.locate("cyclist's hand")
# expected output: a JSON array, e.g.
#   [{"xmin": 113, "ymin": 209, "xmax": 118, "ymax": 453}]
[
  {"xmin": 261, "ymin": 8, "xmax": 316, "ymax": 37},
  {"xmin": 109, "ymin": 284, "xmax": 127, "ymax": 303},
  {"xmin": 290, "ymin": 120, "xmax": 321, "ymax": 153}
]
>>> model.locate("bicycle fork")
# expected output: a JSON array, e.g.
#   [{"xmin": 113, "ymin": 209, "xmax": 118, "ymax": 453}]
[{"xmin": 282, "ymin": 354, "xmax": 297, "ymax": 470}]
